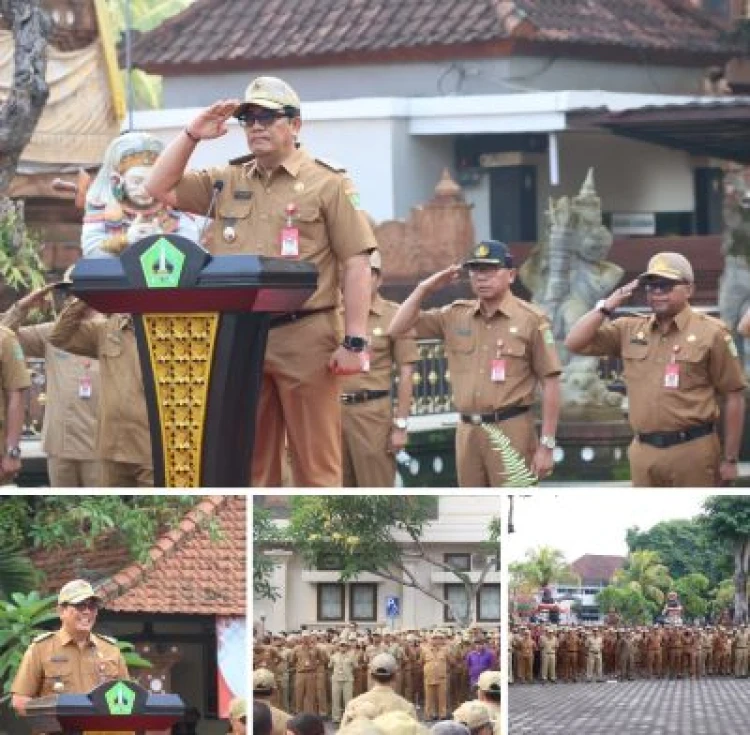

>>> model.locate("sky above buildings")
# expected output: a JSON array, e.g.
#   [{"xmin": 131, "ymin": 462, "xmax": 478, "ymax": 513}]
[{"xmin": 507, "ymin": 489, "xmax": 721, "ymax": 564}]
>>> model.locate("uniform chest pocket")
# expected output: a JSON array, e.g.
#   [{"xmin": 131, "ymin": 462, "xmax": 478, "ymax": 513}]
[
  {"xmin": 94, "ymin": 656, "xmax": 120, "ymax": 679},
  {"xmin": 42, "ymin": 659, "xmax": 72, "ymax": 685},
  {"xmin": 501, "ymin": 340, "xmax": 528, "ymax": 375},
  {"xmin": 217, "ymin": 198, "xmax": 253, "ymax": 222},
  {"xmin": 675, "ymin": 345, "xmax": 709, "ymax": 388},
  {"xmin": 620, "ymin": 342, "xmax": 649, "ymax": 380}
]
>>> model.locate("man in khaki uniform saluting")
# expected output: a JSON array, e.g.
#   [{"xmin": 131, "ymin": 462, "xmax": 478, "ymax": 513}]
[
  {"xmin": 566, "ymin": 251, "xmax": 746, "ymax": 486},
  {"xmin": 11, "ymin": 579, "xmax": 128, "ymax": 715},
  {"xmin": 0, "ymin": 321, "xmax": 30, "ymax": 484},
  {"xmin": 2, "ymin": 282, "xmax": 102, "ymax": 487},
  {"xmin": 389, "ymin": 240, "xmax": 561, "ymax": 487},
  {"xmin": 341, "ymin": 250, "xmax": 419, "ymax": 486},
  {"xmin": 145, "ymin": 76, "xmax": 375, "ymax": 487}
]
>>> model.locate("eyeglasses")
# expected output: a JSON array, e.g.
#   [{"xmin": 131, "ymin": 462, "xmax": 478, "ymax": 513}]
[
  {"xmin": 643, "ymin": 279, "xmax": 687, "ymax": 294},
  {"xmin": 237, "ymin": 111, "xmax": 289, "ymax": 128},
  {"xmin": 66, "ymin": 599, "xmax": 99, "ymax": 612}
]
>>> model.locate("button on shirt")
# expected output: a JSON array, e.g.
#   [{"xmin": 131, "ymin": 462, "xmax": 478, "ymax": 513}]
[
  {"xmin": 576, "ymin": 307, "xmax": 747, "ymax": 433},
  {"xmin": 414, "ymin": 293, "xmax": 561, "ymax": 413}
]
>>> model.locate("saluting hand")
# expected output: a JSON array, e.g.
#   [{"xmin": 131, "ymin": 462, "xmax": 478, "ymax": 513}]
[
  {"xmin": 419, "ymin": 265, "xmax": 462, "ymax": 295},
  {"xmin": 604, "ymin": 278, "xmax": 640, "ymax": 311},
  {"xmin": 187, "ymin": 99, "xmax": 243, "ymax": 141},
  {"xmin": 16, "ymin": 283, "xmax": 56, "ymax": 312}
]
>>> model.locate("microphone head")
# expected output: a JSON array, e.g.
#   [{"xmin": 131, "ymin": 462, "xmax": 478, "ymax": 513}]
[{"xmin": 214, "ymin": 180, "xmax": 225, "ymax": 192}]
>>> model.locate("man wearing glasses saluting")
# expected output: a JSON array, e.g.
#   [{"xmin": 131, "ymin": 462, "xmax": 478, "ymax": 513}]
[
  {"xmin": 146, "ymin": 76, "xmax": 375, "ymax": 487},
  {"xmin": 11, "ymin": 579, "xmax": 129, "ymax": 715},
  {"xmin": 389, "ymin": 240, "xmax": 562, "ymax": 487},
  {"xmin": 566, "ymin": 251, "xmax": 746, "ymax": 486}
]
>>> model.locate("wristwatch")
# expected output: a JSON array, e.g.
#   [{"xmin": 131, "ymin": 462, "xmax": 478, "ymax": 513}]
[
  {"xmin": 595, "ymin": 299, "xmax": 614, "ymax": 318},
  {"xmin": 539, "ymin": 435, "xmax": 557, "ymax": 450},
  {"xmin": 392, "ymin": 417, "xmax": 408, "ymax": 431},
  {"xmin": 342, "ymin": 335, "xmax": 368, "ymax": 353},
  {"xmin": 5, "ymin": 446, "xmax": 21, "ymax": 459}
]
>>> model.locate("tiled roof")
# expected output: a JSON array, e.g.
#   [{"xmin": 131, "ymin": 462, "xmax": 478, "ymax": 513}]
[
  {"xmin": 131, "ymin": 0, "xmax": 733, "ymax": 74},
  {"xmin": 570, "ymin": 554, "xmax": 626, "ymax": 584},
  {"xmin": 32, "ymin": 496, "xmax": 245, "ymax": 616}
]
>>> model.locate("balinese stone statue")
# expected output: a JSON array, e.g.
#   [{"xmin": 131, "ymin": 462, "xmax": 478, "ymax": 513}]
[{"xmin": 81, "ymin": 131, "xmax": 200, "ymax": 258}]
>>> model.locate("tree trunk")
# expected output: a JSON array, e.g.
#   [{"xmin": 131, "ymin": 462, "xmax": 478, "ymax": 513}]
[
  {"xmin": 733, "ymin": 539, "xmax": 750, "ymax": 625},
  {"xmin": 0, "ymin": 0, "xmax": 51, "ymax": 194}
]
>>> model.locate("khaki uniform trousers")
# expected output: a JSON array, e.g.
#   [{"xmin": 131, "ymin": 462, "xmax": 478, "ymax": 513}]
[
  {"xmin": 102, "ymin": 460, "xmax": 154, "ymax": 487},
  {"xmin": 517, "ymin": 653, "xmax": 533, "ymax": 683},
  {"xmin": 456, "ymin": 412, "xmax": 536, "ymax": 487},
  {"xmin": 540, "ymin": 652, "xmax": 556, "ymax": 682},
  {"xmin": 424, "ymin": 680, "xmax": 447, "ymax": 719},
  {"xmin": 734, "ymin": 648, "xmax": 748, "ymax": 677},
  {"xmin": 628, "ymin": 433, "xmax": 719, "ymax": 487},
  {"xmin": 295, "ymin": 671, "xmax": 316, "ymax": 714},
  {"xmin": 586, "ymin": 651, "xmax": 602, "ymax": 681},
  {"xmin": 331, "ymin": 679, "xmax": 353, "ymax": 723},
  {"xmin": 342, "ymin": 396, "xmax": 396, "ymax": 487},
  {"xmin": 253, "ymin": 312, "xmax": 342, "ymax": 487},
  {"xmin": 47, "ymin": 457, "xmax": 103, "ymax": 487},
  {"xmin": 316, "ymin": 668, "xmax": 328, "ymax": 716},
  {"xmin": 645, "ymin": 649, "xmax": 662, "ymax": 678},
  {"xmin": 281, "ymin": 671, "xmax": 291, "ymax": 712}
]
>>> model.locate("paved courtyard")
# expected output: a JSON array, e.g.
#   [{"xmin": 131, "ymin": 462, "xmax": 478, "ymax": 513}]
[{"xmin": 510, "ymin": 678, "xmax": 750, "ymax": 735}]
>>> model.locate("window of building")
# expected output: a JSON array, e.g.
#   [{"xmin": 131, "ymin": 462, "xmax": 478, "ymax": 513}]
[
  {"xmin": 350, "ymin": 583, "xmax": 377, "ymax": 621},
  {"xmin": 444, "ymin": 553, "xmax": 471, "ymax": 571},
  {"xmin": 444, "ymin": 584, "xmax": 470, "ymax": 622},
  {"xmin": 477, "ymin": 584, "xmax": 501, "ymax": 622},
  {"xmin": 317, "ymin": 583, "xmax": 344, "ymax": 621},
  {"xmin": 315, "ymin": 553, "xmax": 344, "ymax": 571}
]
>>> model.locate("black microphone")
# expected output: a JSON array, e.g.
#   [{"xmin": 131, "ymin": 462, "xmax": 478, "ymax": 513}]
[{"xmin": 198, "ymin": 180, "xmax": 224, "ymax": 245}]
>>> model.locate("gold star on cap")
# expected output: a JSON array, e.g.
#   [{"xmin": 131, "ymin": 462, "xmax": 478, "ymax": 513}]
[{"xmin": 476, "ymin": 243, "xmax": 489, "ymax": 257}]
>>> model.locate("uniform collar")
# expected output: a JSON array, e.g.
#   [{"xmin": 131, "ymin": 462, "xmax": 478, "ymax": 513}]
[
  {"xmin": 57, "ymin": 627, "xmax": 94, "ymax": 647},
  {"xmin": 647, "ymin": 304, "xmax": 693, "ymax": 333},
  {"xmin": 471, "ymin": 290, "xmax": 516, "ymax": 318},
  {"xmin": 246, "ymin": 146, "xmax": 305, "ymax": 179}
]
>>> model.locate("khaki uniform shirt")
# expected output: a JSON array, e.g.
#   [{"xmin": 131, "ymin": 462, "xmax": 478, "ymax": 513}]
[
  {"xmin": 174, "ymin": 147, "xmax": 377, "ymax": 312},
  {"xmin": 340, "ymin": 684, "xmax": 416, "ymax": 727},
  {"xmin": 12, "ymin": 628, "xmax": 129, "ymax": 698},
  {"xmin": 291, "ymin": 644, "xmax": 325, "ymax": 673},
  {"xmin": 0, "ymin": 326, "xmax": 31, "ymax": 452},
  {"xmin": 49, "ymin": 301, "xmax": 150, "ymax": 466},
  {"xmin": 1, "ymin": 311, "xmax": 100, "ymax": 461},
  {"xmin": 423, "ymin": 646, "xmax": 448, "ymax": 684},
  {"xmin": 539, "ymin": 634, "xmax": 557, "ymax": 654},
  {"xmin": 578, "ymin": 307, "xmax": 747, "ymax": 433},
  {"xmin": 341, "ymin": 295, "xmax": 419, "ymax": 393},
  {"xmin": 586, "ymin": 634, "xmax": 603, "ymax": 654},
  {"xmin": 414, "ymin": 292, "xmax": 561, "ymax": 413},
  {"xmin": 329, "ymin": 650, "xmax": 358, "ymax": 682},
  {"xmin": 253, "ymin": 697, "xmax": 290, "ymax": 735}
]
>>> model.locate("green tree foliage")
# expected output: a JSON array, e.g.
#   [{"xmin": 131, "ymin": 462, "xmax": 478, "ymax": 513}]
[
  {"xmin": 702, "ymin": 496, "xmax": 750, "ymax": 624},
  {"xmin": 0, "ymin": 549, "xmax": 36, "ymax": 598},
  {"xmin": 596, "ymin": 586, "xmax": 652, "ymax": 625},
  {"xmin": 0, "ymin": 201, "xmax": 47, "ymax": 298},
  {"xmin": 612, "ymin": 549, "xmax": 672, "ymax": 616},
  {"xmin": 709, "ymin": 579, "xmax": 735, "ymax": 621},
  {"xmin": 253, "ymin": 507, "xmax": 284, "ymax": 601},
  {"xmin": 626, "ymin": 518, "xmax": 732, "ymax": 588},
  {"xmin": 672, "ymin": 573, "xmax": 710, "ymax": 623},
  {"xmin": 509, "ymin": 546, "xmax": 579, "ymax": 592},
  {"xmin": 287, "ymin": 496, "xmax": 500, "ymax": 627}
]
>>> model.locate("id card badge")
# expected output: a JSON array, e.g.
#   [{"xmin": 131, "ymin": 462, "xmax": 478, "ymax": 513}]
[
  {"xmin": 78, "ymin": 374, "xmax": 92, "ymax": 399},
  {"xmin": 280, "ymin": 226, "xmax": 299, "ymax": 258},
  {"xmin": 664, "ymin": 362, "xmax": 680, "ymax": 389},
  {"xmin": 491, "ymin": 358, "xmax": 506, "ymax": 383}
]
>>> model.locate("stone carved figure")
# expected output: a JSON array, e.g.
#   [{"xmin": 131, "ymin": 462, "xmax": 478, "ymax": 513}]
[
  {"xmin": 718, "ymin": 165, "xmax": 750, "ymax": 370},
  {"xmin": 519, "ymin": 169, "xmax": 623, "ymax": 409},
  {"xmin": 81, "ymin": 131, "xmax": 200, "ymax": 258}
]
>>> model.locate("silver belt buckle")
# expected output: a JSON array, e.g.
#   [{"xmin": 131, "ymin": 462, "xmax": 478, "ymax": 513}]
[{"xmin": 470, "ymin": 414, "xmax": 482, "ymax": 426}]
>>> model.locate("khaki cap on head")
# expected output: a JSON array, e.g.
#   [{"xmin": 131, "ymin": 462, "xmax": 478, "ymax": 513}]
[
  {"xmin": 371, "ymin": 711, "xmax": 422, "ymax": 735},
  {"xmin": 228, "ymin": 697, "xmax": 246, "ymax": 719},
  {"xmin": 235, "ymin": 76, "xmax": 301, "ymax": 117},
  {"xmin": 253, "ymin": 668, "xmax": 276, "ymax": 692},
  {"xmin": 477, "ymin": 670, "xmax": 502, "ymax": 693},
  {"xmin": 639, "ymin": 252, "xmax": 694, "ymax": 283},
  {"xmin": 453, "ymin": 701, "xmax": 491, "ymax": 730},
  {"xmin": 58, "ymin": 579, "xmax": 102, "ymax": 606},
  {"xmin": 369, "ymin": 652, "xmax": 397, "ymax": 675}
]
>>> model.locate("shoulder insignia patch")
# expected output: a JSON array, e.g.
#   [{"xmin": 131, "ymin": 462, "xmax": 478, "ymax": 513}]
[
  {"xmin": 724, "ymin": 333, "xmax": 739, "ymax": 358},
  {"xmin": 228, "ymin": 153, "xmax": 255, "ymax": 166},
  {"xmin": 93, "ymin": 632, "xmax": 117, "ymax": 645},
  {"xmin": 32, "ymin": 632, "xmax": 54, "ymax": 644},
  {"xmin": 542, "ymin": 326, "xmax": 555, "ymax": 345},
  {"xmin": 13, "ymin": 342, "xmax": 24, "ymax": 361},
  {"xmin": 315, "ymin": 157, "xmax": 346, "ymax": 173}
]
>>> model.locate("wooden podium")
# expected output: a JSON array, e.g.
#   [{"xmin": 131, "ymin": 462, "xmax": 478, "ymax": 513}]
[
  {"xmin": 69, "ymin": 234, "xmax": 317, "ymax": 487},
  {"xmin": 23, "ymin": 679, "xmax": 184, "ymax": 734}
]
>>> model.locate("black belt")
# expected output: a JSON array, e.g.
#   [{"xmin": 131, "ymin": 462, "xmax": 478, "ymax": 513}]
[
  {"xmin": 341, "ymin": 390, "xmax": 389, "ymax": 405},
  {"xmin": 460, "ymin": 405, "xmax": 530, "ymax": 426},
  {"xmin": 270, "ymin": 306, "xmax": 334, "ymax": 328},
  {"xmin": 636, "ymin": 422, "xmax": 715, "ymax": 449}
]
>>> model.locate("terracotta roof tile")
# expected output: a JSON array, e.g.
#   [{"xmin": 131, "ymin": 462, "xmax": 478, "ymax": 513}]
[
  {"xmin": 570, "ymin": 554, "xmax": 626, "ymax": 584},
  {"xmin": 31, "ymin": 496, "xmax": 245, "ymax": 616},
  {"xmin": 132, "ymin": 0, "xmax": 732, "ymax": 74}
]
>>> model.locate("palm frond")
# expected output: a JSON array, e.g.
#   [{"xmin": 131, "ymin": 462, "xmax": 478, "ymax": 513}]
[{"xmin": 484, "ymin": 424, "xmax": 538, "ymax": 487}]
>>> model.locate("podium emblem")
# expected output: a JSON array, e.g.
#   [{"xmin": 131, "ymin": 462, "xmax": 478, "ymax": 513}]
[
  {"xmin": 104, "ymin": 681, "xmax": 136, "ymax": 715},
  {"xmin": 140, "ymin": 237, "xmax": 186, "ymax": 288}
]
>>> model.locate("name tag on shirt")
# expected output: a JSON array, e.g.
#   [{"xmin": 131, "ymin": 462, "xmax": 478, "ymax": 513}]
[
  {"xmin": 491, "ymin": 359, "xmax": 506, "ymax": 383},
  {"xmin": 79, "ymin": 375, "xmax": 92, "ymax": 399},
  {"xmin": 280, "ymin": 226, "xmax": 299, "ymax": 258},
  {"xmin": 664, "ymin": 362, "xmax": 680, "ymax": 389}
]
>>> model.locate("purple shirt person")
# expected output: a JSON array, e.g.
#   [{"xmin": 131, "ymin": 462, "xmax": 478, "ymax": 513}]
[{"xmin": 465, "ymin": 640, "xmax": 496, "ymax": 687}]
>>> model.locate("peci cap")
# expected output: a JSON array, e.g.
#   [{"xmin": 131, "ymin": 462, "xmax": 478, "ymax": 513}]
[
  {"xmin": 234, "ymin": 76, "xmax": 301, "ymax": 118},
  {"xmin": 58, "ymin": 579, "xmax": 102, "ymax": 606},
  {"xmin": 477, "ymin": 670, "xmax": 501, "ymax": 693},
  {"xmin": 463, "ymin": 240, "xmax": 513, "ymax": 269},
  {"xmin": 253, "ymin": 668, "xmax": 276, "ymax": 692},
  {"xmin": 370, "ymin": 652, "xmax": 398, "ymax": 675},
  {"xmin": 639, "ymin": 252, "xmax": 694, "ymax": 283},
  {"xmin": 453, "ymin": 701, "xmax": 492, "ymax": 731}
]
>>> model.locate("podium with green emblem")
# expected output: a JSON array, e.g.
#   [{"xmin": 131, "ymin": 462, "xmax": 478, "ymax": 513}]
[
  {"xmin": 23, "ymin": 679, "xmax": 185, "ymax": 734},
  {"xmin": 67, "ymin": 233, "xmax": 317, "ymax": 487}
]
